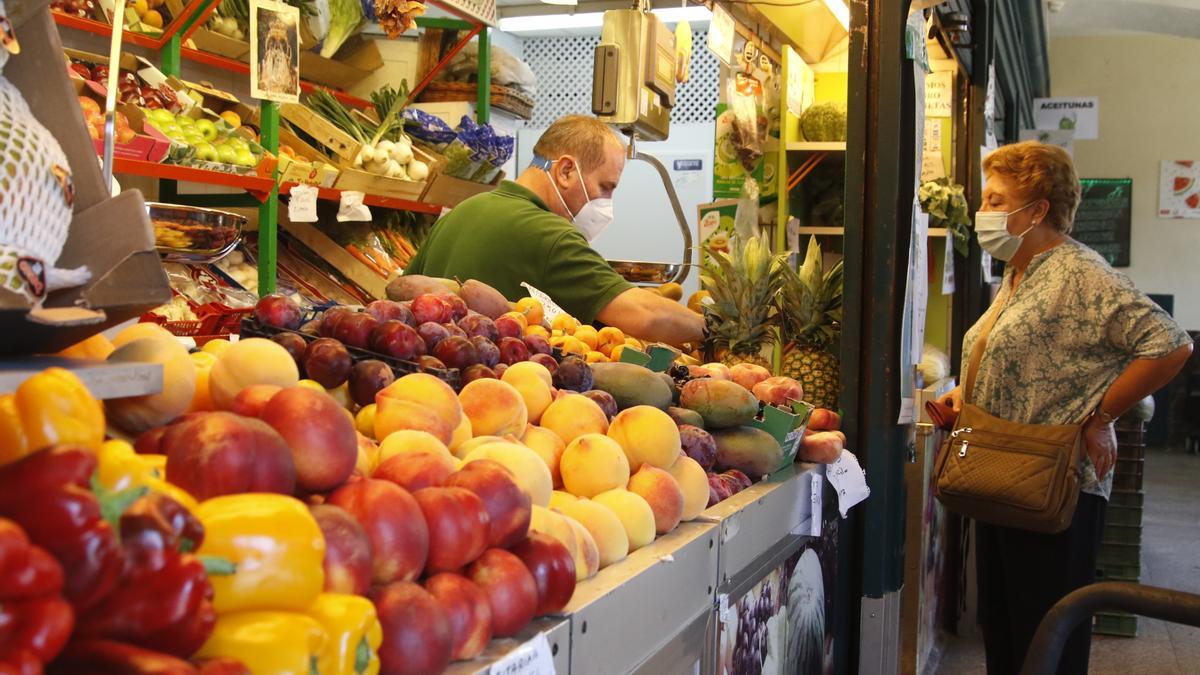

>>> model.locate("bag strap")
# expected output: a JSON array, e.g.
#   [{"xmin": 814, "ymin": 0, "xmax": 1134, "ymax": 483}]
[{"xmin": 964, "ymin": 292, "xmax": 1009, "ymax": 404}]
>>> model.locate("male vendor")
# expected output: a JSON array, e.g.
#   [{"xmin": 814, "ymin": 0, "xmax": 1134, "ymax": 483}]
[{"xmin": 405, "ymin": 115, "xmax": 703, "ymax": 347}]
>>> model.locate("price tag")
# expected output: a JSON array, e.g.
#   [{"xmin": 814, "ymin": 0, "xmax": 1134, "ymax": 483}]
[
  {"xmin": 489, "ymin": 632, "xmax": 555, "ymax": 675},
  {"xmin": 825, "ymin": 450, "xmax": 870, "ymax": 517},
  {"xmin": 287, "ymin": 184, "xmax": 319, "ymax": 222},
  {"xmin": 520, "ymin": 282, "xmax": 567, "ymax": 323},
  {"xmin": 810, "ymin": 472, "xmax": 823, "ymax": 537},
  {"xmin": 706, "ymin": 3, "xmax": 735, "ymax": 67},
  {"xmin": 336, "ymin": 191, "xmax": 371, "ymax": 222}
]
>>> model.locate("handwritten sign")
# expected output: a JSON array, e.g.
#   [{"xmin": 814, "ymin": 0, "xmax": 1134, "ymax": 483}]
[
  {"xmin": 706, "ymin": 4, "xmax": 735, "ymax": 67},
  {"xmin": 924, "ymin": 71, "xmax": 952, "ymax": 117},
  {"xmin": 490, "ymin": 632, "xmax": 555, "ymax": 675},
  {"xmin": 1033, "ymin": 96, "xmax": 1099, "ymax": 140}
]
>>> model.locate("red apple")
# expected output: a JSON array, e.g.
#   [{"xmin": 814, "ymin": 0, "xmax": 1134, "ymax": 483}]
[
  {"xmin": 310, "ymin": 504, "xmax": 373, "ymax": 596},
  {"xmin": 333, "ymin": 312, "xmax": 378, "ymax": 350},
  {"xmin": 417, "ymin": 322, "xmax": 451, "ymax": 351},
  {"xmin": 412, "ymin": 294, "xmax": 451, "ymax": 325},
  {"xmin": 370, "ymin": 582, "xmax": 452, "ymax": 675},
  {"xmin": 133, "ymin": 425, "xmax": 169, "ymax": 455},
  {"xmin": 329, "ymin": 479, "xmax": 429, "ymax": 584},
  {"xmin": 465, "ymin": 549, "xmax": 539, "ymax": 638},
  {"xmin": 303, "ymin": 338, "xmax": 352, "ymax": 389},
  {"xmin": 270, "ymin": 332, "xmax": 308, "ymax": 368},
  {"xmin": 424, "ymin": 573, "xmax": 493, "ymax": 661},
  {"xmin": 261, "ymin": 387, "xmax": 358, "ymax": 492},
  {"xmin": 163, "ymin": 411, "xmax": 296, "ymax": 500},
  {"xmin": 413, "ymin": 487, "xmax": 490, "ymax": 574},
  {"xmin": 497, "ymin": 337, "xmax": 530, "ymax": 365},
  {"xmin": 319, "ymin": 307, "xmax": 353, "ymax": 338},
  {"xmin": 373, "ymin": 449, "xmax": 454, "ymax": 492},
  {"xmin": 443, "ymin": 459, "xmax": 532, "ymax": 549},
  {"xmin": 228, "ymin": 384, "xmax": 281, "ymax": 418},
  {"xmin": 509, "ymin": 532, "xmax": 576, "ymax": 615},
  {"xmin": 370, "ymin": 321, "xmax": 426, "ymax": 362},
  {"xmin": 434, "ymin": 336, "xmax": 479, "ymax": 370},
  {"xmin": 254, "ymin": 294, "xmax": 302, "ymax": 330}
]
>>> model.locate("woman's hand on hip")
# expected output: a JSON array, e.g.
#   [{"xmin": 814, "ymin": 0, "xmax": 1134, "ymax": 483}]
[
  {"xmin": 1082, "ymin": 416, "xmax": 1118, "ymax": 479},
  {"xmin": 939, "ymin": 386, "xmax": 963, "ymax": 413}
]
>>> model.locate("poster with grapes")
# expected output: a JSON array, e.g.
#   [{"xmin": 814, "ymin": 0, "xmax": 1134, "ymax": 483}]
[{"xmin": 717, "ymin": 516, "xmax": 839, "ymax": 675}]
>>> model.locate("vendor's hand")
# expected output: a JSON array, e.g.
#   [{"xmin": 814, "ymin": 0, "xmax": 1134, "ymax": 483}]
[
  {"xmin": 1082, "ymin": 416, "xmax": 1118, "ymax": 479},
  {"xmin": 939, "ymin": 386, "xmax": 963, "ymax": 414}
]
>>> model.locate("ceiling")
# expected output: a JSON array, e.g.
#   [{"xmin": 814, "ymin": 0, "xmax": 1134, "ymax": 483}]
[{"xmin": 1047, "ymin": 0, "xmax": 1200, "ymax": 39}]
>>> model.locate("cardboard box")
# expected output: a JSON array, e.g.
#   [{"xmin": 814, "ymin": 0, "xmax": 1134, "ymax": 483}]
[
  {"xmin": 0, "ymin": 3, "xmax": 170, "ymax": 355},
  {"xmin": 298, "ymin": 37, "xmax": 383, "ymax": 90},
  {"xmin": 277, "ymin": 129, "xmax": 340, "ymax": 188},
  {"xmin": 72, "ymin": 78, "xmax": 172, "ymax": 163},
  {"xmin": 419, "ymin": 170, "xmax": 500, "ymax": 208},
  {"xmin": 189, "ymin": 28, "xmax": 250, "ymax": 59},
  {"xmin": 280, "ymin": 102, "xmax": 362, "ymax": 161},
  {"xmin": 333, "ymin": 169, "xmax": 425, "ymax": 201}
]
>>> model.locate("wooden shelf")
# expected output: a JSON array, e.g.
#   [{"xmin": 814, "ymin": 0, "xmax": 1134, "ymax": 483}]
[
  {"xmin": 113, "ymin": 158, "xmax": 445, "ymax": 214},
  {"xmin": 786, "ymin": 142, "xmax": 848, "ymax": 152}
]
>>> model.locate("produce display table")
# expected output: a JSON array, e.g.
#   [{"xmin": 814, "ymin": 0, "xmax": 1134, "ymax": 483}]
[
  {"xmin": 0, "ymin": 357, "xmax": 163, "ymax": 398},
  {"xmin": 449, "ymin": 618, "xmax": 571, "ymax": 675}
]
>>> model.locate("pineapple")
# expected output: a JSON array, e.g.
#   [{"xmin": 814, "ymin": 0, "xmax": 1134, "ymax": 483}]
[
  {"xmin": 701, "ymin": 236, "xmax": 786, "ymax": 370},
  {"xmin": 777, "ymin": 236, "xmax": 843, "ymax": 409}
]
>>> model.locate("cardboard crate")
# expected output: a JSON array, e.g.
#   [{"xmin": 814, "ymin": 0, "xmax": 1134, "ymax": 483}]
[
  {"xmin": 190, "ymin": 27, "xmax": 250, "ymax": 59},
  {"xmin": 280, "ymin": 102, "xmax": 362, "ymax": 161},
  {"xmin": 73, "ymin": 79, "xmax": 172, "ymax": 162},
  {"xmin": 419, "ymin": 170, "xmax": 500, "ymax": 207},
  {"xmin": 280, "ymin": 220, "xmax": 388, "ymax": 300},
  {"xmin": 1, "ymin": 2, "xmax": 170, "ymax": 355},
  {"xmin": 275, "ymin": 128, "xmax": 340, "ymax": 187},
  {"xmin": 298, "ymin": 37, "xmax": 383, "ymax": 90},
  {"xmin": 334, "ymin": 168, "xmax": 426, "ymax": 201}
]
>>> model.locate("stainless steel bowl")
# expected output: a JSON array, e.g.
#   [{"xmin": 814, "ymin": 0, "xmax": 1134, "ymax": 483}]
[
  {"xmin": 147, "ymin": 202, "xmax": 245, "ymax": 264},
  {"xmin": 607, "ymin": 260, "xmax": 689, "ymax": 284}
]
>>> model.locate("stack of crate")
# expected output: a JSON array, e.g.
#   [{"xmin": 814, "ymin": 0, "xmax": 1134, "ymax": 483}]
[{"xmin": 1094, "ymin": 419, "xmax": 1147, "ymax": 636}]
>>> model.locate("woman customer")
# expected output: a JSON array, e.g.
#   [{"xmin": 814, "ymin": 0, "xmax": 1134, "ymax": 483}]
[{"xmin": 940, "ymin": 141, "xmax": 1193, "ymax": 675}]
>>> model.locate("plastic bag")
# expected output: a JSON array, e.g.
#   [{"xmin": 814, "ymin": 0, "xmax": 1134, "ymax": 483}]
[
  {"xmin": 401, "ymin": 108, "xmax": 457, "ymax": 148},
  {"xmin": 726, "ymin": 73, "xmax": 765, "ymax": 174},
  {"xmin": 733, "ymin": 177, "xmax": 760, "ymax": 241}
]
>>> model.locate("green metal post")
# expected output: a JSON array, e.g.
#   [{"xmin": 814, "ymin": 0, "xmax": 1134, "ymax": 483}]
[
  {"xmin": 414, "ymin": 16, "xmax": 475, "ymax": 30},
  {"xmin": 258, "ymin": 101, "xmax": 280, "ymax": 296},
  {"xmin": 476, "ymin": 27, "xmax": 490, "ymax": 124},
  {"xmin": 162, "ymin": 35, "xmax": 181, "ymax": 76}
]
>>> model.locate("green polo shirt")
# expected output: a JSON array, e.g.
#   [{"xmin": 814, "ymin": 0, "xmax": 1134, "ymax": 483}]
[{"xmin": 405, "ymin": 181, "xmax": 633, "ymax": 324}]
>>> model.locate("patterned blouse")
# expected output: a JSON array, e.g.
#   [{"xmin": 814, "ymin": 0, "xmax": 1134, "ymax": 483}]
[{"xmin": 962, "ymin": 238, "xmax": 1193, "ymax": 499}]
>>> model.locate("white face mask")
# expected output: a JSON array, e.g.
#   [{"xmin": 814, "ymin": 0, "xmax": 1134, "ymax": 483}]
[
  {"xmin": 543, "ymin": 156, "xmax": 614, "ymax": 241},
  {"xmin": 974, "ymin": 201, "xmax": 1038, "ymax": 261}
]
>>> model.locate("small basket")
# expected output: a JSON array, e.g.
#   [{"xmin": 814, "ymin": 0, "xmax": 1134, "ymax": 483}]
[{"xmin": 419, "ymin": 82, "xmax": 535, "ymax": 120}]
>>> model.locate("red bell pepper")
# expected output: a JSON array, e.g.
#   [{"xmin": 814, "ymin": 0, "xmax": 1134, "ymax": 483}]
[
  {"xmin": 0, "ymin": 518, "xmax": 74, "ymax": 674},
  {"xmin": 47, "ymin": 639, "xmax": 252, "ymax": 675},
  {"xmin": 76, "ymin": 494, "xmax": 216, "ymax": 658},
  {"xmin": 0, "ymin": 447, "xmax": 122, "ymax": 613}
]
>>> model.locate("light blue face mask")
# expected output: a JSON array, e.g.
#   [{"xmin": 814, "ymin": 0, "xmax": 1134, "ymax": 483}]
[
  {"xmin": 974, "ymin": 201, "xmax": 1038, "ymax": 261},
  {"xmin": 532, "ymin": 154, "xmax": 614, "ymax": 241}
]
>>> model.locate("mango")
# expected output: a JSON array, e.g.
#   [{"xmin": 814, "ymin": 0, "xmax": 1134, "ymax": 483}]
[
  {"xmin": 679, "ymin": 379, "xmax": 758, "ymax": 429},
  {"xmin": 666, "ymin": 406, "xmax": 705, "ymax": 429},
  {"xmin": 711, "ymin": 426, "xmax": 784, "ymax": 479},
  {"xmin": 590, "ymin": 362, "xmax": 674, "ymax": 410}
]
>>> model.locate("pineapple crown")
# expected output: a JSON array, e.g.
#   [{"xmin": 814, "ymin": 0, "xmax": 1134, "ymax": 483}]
[
  {"xmin": 777, "ymin": 236, "xmax": 844, "ymax": 350},
  {"xmin": 701, "ymin": 235, "xmax": 787, "ymax": 356}
]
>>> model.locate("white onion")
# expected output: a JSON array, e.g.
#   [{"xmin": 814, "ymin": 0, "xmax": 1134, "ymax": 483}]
[
  {"xmin": 392, "ymin": 142, "xmax": 413, "ymax": 165},
  {"xmin": 407, "ymin": 159, "xmax": 429, "ymax": 181}
]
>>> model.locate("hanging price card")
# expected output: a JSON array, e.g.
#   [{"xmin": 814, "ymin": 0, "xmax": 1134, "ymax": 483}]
[{"xmin": 489, "ymin": 632, "xmax": 555, "ymax": 675}]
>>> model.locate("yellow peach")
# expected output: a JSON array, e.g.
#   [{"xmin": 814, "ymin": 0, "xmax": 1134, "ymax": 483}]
[
  {"xmin": 375, "ymin": 374, "xmax": 464, "ymax": 445},
  {"xmin": 355, "ymin": 404, "xmax": 377, "ymax": 439},
  {"xmin": 502, "ymin": 362, "xmax": 554, "ymax": 423},
  {"xmin": 208, "ymin": 338, "xmax": 300, "ymax": 410},
  {"xmin": 573, "ymin": 326, "xmax": 599, "ymax": 351},
  {"xmin": 585, "ymin": 351, "xmax": 609, "ymax": 364},
  {"xmin": 563, "ymin": 514, "xmax": 600, "ymax": 579},
  {"xmin": 529, "ymin": 505, "xmax": 580, "ymax": 564},
  {"xmin": 112, "ymin": 322, "xmax": 174, "ymax": 348},
  {"xmin": 463, "ymin": 441, "xmax": 554, "ymax": 507},
  {"xmin": 627, "ymin": 465, "xmax": 684, "ymax": 535},
  {"xmin": 549, "ymin": 490, "xmax": 578, "ymax": 511},
  {"xmin": 552, "ymin": 313, "xmax": 580, "ymax": 334},
  {"xmin": 597, "ymin": 327, "xmax": 625, "ymax": 355},
  {"xmin": 378, "ymin": 429, "xmax": 453, "ymax": 465},
  {"xmin": 667, "ymin": 456, "xmax": 710, "ymax": 521},
  {"xmin": 560, "ymin": 433, "xmax": 630, "ymax": 498},
  {"xmin": 541, "ymin": 394, "xmax": 609, "ymax": 445},
  {"xmin": 297, "ymin": 379, "xmax": 326, "ymax": 392},
  {"xmin": 458, "ymin": 378, "xmax": 528, "ymax": 438},
  {"xmin": 516, "ymin": 297, "xmax": 545, "ymax": 326},
  {"xmin": 592, "ymin": 489, "xmax": 657, "ymax": 552},
  {"xmin": 607, "ymin": 406, "xmax": 681, "ymax": 472},
  {"xmin": 559, "ymin": 498, "xmax": 629, "ymax": 567},
  {"xmin": 448, "ymin": 414, "xmax": 473, "ymax": 453},
  {"xmin": 522, "ymin": 424, "xmax": 566, "ymax": 488}
]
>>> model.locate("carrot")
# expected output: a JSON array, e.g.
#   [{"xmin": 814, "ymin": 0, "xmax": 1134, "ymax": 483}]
[
  {"xmin": 346, "ymin": 244, "xmax": 389, "ymax": 277},
  {"xmin": 368, "ymin": 246, "xmax": 398, "ymax": 274}
]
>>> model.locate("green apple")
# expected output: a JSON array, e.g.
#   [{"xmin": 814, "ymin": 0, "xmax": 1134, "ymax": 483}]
[
  {"xmin": 183, "ymin": 131, "xmax": 206, "ymax": 146},
  {"xmin": 216, "ymin": 143, "xmax": 238, "ymax": 164},
  {"xmin": 194, "ymin": 118, "xmax": 218, "ymax": 142},
  {"xmin": 175, "ymin": 115, "xmax": 196, "ymax": 128},
  {"xmin": 228, "ymin": 137, "xmax": 250, "ymax": 151},
  {"xmin": 149, "ymin": 108, "xmax": 176, "ymax": 126},
  {"xmin": 234, "ymin": 149, "xmax": 256, "ymax": 167},
  {"xmin": 194, "ymin": 142, "xmax": 219, "ymax": 162}
]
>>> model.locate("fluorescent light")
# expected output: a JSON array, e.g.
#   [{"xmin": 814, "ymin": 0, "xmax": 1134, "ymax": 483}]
[
  {"xmin": 651, "ymin": 6, "xmax": 713, "ymax": 24},
  {"xmin": 821, "ymin": 0, "xmax": 850, "ymax": 30},
  {"xmin": 539, "ymin": 0, "xmax": 578, "ymax": 6},
  {"xmin": 498, "ymin": 6, "xmax": 712, "ymax": 34}
]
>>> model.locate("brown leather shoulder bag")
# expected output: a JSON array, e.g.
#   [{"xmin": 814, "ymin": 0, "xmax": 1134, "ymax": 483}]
[{"xmin": 933, "ymin": 299, "xmax": 1083, "ymax": 534}]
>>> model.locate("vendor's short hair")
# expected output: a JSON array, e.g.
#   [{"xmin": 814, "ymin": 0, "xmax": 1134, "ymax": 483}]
[
  {"xmin": 533, "ymin": 115, "xmax": 625, "ymax": 171},
  {"xmin": 983, "ymin": 141, "xmax": 1082, "ymax": 233}
]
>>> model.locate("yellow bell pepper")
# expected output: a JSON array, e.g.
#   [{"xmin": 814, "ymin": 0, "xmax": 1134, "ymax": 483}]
[
  {"xmin": 1, "ymin": 368, "xmax": 104, "ymax": 465},
  {"xmin": 308, "ymin": 594, "xmax": 382, "ymax": 675},
  {"xmin": 93, "ymin": 441, "xmax": 198, "ymax": 511},
  {"xmin": 195, "ymin": 493, "xmax": 325, "ymax": 614},
  {"xmin": 195, "ymin": 610, "xmax": 326, "ymax": 675}
]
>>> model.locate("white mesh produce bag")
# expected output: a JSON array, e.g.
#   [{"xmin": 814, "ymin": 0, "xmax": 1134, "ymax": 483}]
[{"xmin": 0, "ymin": 34, "xmax": 89, "ymax": 306}]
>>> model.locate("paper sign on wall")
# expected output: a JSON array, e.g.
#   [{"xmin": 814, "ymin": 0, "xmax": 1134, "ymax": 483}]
[
  {"xmin": 1033, "ymin": 97, "xmax": 1099, "ymax": 140},
  {"xmin": 706, "ymin": 4, "xmax": 736, "ymax": 67},
  {"xmin": 1158, "ymin": 160, "xmax": 1200, "ymax": 219},
  {"xmin": 784, "ymin": 45, "xmax": 815, "ymax": 118},
  {"xmin": 249, "ymin": 0, "xmax": 300, "ymax": 104},
  {"xmin": 924, "ymin": 71, "xmax": 953, "ymax": 117}
]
